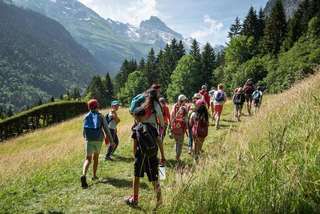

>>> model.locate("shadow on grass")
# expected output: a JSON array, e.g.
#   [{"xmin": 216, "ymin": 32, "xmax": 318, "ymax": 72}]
[
  {"xmin": 165, "ymin": 159, "xmax": 193, "ymax": 170},
  {"xmin": 112, "ymin": 154, "xmax": 134, "ymax": 163},
  {"xmin": 99, "ymin": 177, "xmax": 149, "ymax": 190}
]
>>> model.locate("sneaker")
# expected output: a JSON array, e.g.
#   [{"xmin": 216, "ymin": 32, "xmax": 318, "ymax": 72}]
[
  {"xmin": 92, "ymin": 176, "xmax": 99, "ymax": 181},
  {"xmin": 80, "ymin": 175, "xmax": 88, "ymax": 189},
  {"xmin": 124, "ymin": 196, "xmax": 138, "ymax": 207},
  {"xmin": 105, "ymin": 156, "xmax": 113, "ymax": 161}
]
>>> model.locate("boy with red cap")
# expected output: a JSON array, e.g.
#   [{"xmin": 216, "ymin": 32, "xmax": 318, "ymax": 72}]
[{"xmin": 81, "ymin": 99, "xmax": 114, "ymax": 189}]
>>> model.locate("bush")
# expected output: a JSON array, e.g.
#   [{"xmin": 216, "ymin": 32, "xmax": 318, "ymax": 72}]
[{"xmin": 0, "ymin": 101, "xmax": 87, "ymax": 141}]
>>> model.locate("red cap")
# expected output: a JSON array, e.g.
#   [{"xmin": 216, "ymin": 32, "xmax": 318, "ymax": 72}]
[{"xmin": 88, "ymin": 99, "xmax": 98, "ymax": 110}]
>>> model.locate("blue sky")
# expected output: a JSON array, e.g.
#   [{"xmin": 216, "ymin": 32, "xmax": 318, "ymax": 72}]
[{"xmin": 79, "ymin": 0, "xmax": 269, "ymax": 46}]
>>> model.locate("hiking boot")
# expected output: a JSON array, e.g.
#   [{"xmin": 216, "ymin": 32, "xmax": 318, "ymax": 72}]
[
  {"xmin": 92, "ymin": 176, "xmax": 99, "ymax": 181},
  {"xmin": 80, "ymin": 175, "xmax": 88, "ymax": 189},
  {"xmin": 124, "ymin": 196, "xmax": 138, "ymax": 207}
]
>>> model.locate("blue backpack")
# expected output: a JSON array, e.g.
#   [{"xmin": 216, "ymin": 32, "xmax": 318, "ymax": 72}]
[
  {"xmin": 129, "ymin": 93, "xmax": 145, "ymax": 114},
  {"xmin": 83, "ymin": 111, "xmax": 102, "ymax": 140},
  {"xmin": 252, "ymin": 90, "xmax": 261, "ymax": 101},
  {"xmin": 215, "ymin": 91, "xmax": 225, "ymax": 102}
]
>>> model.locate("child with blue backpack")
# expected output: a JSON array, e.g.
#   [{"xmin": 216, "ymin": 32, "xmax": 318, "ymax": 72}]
[
  {"xmin": 81, "ymin": 99, "xmax": 114, "ymax": 189},
  {"xmin": 105, "ymin": 100, "xmax": 121, "ymax": 161}
]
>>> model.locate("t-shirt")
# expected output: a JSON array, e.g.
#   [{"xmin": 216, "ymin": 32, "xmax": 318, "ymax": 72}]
[
  {"xmin": 213, "ymin": 90, "xmax": 227, "ymax": 105},
  {"xmin": 143, "ymin": 101, "xmax": 164, "ymax": 128},
  {"xmin": 199, "ymin": 89, "xmax": 210, "ymax": 107},
  {"xmin": 106, "ymin": 111, "xmax": 118, "ymax": 130},
  {"xmin": 161, "ymin": 104, "xmax": 170, "ymax": 125}
]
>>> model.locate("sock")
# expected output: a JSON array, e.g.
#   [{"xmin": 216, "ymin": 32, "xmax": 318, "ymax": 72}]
[{"xmin": 133, "ymin": 194, "xmax": 139, "ymax": 201}]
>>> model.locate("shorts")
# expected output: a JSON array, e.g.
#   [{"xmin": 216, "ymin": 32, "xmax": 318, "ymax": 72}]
[
  {"xmin": 214, "ymin": 104, "xmax": 224, "ymax": 115},
  {"xmin": 85, "ymin": 140, "xmax": 102, "ymax": 156},
  {"xmin": 234, "ymin": 104, "xmax": 243, "ymax": 112},
  {"xmin": 245, "ymin": 94, "xmax": 252, "ymax": 103},
  {"xmin": 134, "ymin": 152, "xmax": 159, "ymax": 181}
]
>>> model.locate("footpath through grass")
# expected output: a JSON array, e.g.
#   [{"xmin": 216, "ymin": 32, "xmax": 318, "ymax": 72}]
[{"xmin": 0, "ymin": 101, "xmax": 238, "ymax": 213}]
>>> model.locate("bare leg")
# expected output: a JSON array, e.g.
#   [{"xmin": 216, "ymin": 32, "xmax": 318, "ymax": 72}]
[
  {"xmin": 92, "ymin": 152, "xmax": 99, "ymax": 177},
  {"xmin": 152, "ymin": 180, "xmax": 162, "ymax": 207},
  {"xmin": 133, "ymin": 176, "xmax": 140, "ymax": 198},
  {"xmin": 82, "ymin": 155, "xmax": 92, "ymax": 176},
  {"xmin": 157, "ymin": 138, "xmax": 166, "ymax": 163}
]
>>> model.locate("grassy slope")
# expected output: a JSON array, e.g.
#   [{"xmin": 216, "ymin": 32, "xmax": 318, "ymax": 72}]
[
  {"xmin": 1, "ymin": 72, "xmax": 319, "ymax": 213},
  {"xmin": 0, "ymin": 100, "xmax": 235, "ymax": 213},
  {"xmin": 162, "ymin": 72, "xmax": 320, "ymax": 213}
]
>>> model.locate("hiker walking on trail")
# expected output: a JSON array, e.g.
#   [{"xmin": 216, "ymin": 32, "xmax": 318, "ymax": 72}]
[
  {"xmin": 159, "ymin": 97, "xmax": 170, "ymax": 142},
  {"xmin": 187, "ymin": 93, "xmax": 201, "ymax": 154},
  {"xmin": 81, "ymin": 99, "xmax": 114, "ymax": 189},
  {"xmin": 199, "ymin": 85, "xmax": 211, "ymax": 108},
  {"xmin": 252, "ymin": 86, "xmax": 263, "ymax": 114},
  {"xmin": 189, "ymin": 99, "xmax": 209, "ymax": 161},
  {"xmin": 125, "ymin": 89, "xmax": 163, "ymax": 208},
  {"xmin": 213, "ymin": 84, "xmax": 227, "ymax": 129},
  {"xmin": 105, "ymin": 100, "xmax": 121, "ymax": 161},
  {"xmin": 209, "ymin": 87, "xmax": 216, "ymax": 121},
  {"xmin": 170, "ymin": 94, "xmax": 188, "ymax": 161},
  {"xmin": 233, "ymin": 87, "xmax": 246, "ymax": 122},
  {"xmin": 243, "ymin": 79, "xmax": 255, "ymax": 115}
]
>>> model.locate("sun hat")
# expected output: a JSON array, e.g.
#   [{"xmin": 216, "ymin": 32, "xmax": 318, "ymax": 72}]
[{"xmin": 178, "ymin": 94, "xmax": 187, "ymax": 102}]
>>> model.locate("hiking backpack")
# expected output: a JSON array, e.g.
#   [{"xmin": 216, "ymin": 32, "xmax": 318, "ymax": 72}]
[
  {"xmin": 105, "ymin": 112, "xmax": 113, "ymax": 124},
  {"xmin": 134, "ymin": 123, "xmax": 158, "ymax": 157},
  {"xmin": 252, "ymin": 90, "xmax": 261, "ymax": 101},
  {"xmin": 215, "ymin": 91, "xmax": 225, "ymax": 102},
  {"xmin": 244, "ymin": 85, "xmax": 254, "ymax": 95},
  {"xmin": 233, "ymin": 93, "xmax": 243, "ymax": 105},
  {"xmin": 171, "ymin": 105, "xmax": 187, "ymax": 135},
  {"xmin": 129, "ymin": 93, "xmax": 154, "ymax": 120},
  {"xmin": 83, "ymin": 111, "xmax": 102, "ymax": 140},
  {"xmin": 192, "ymin": 117, "xmax": 208, "ymax": 138}
]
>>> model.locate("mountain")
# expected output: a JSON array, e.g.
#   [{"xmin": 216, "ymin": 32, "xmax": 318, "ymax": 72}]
[
  {"xmin": 10, "ymin": 0, "xmax": 186, "ymax": 74},
  {"xmin": 0, "ymin": 1, "xmax": 101, "ymax": 111},
  {"xmin": 264, "ymin": 0, "xmax": 304, "ymax": 18}
]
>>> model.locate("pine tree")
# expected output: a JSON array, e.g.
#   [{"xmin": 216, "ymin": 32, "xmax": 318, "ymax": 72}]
[
  {"xmin": 86, "ymin": 76, "xmax": 108, "ymax": 107},
  {"xmin": 50, "ymin": 96, "xmax": 55, "ymax": 102},
  {"xmin": 144, "ymin": 48, "xmax": 158, "ymax": 85},
  {"xmin": 201, "ymin": 43, "xmax": 216, "ymax": 86},
  {"xmin": 114, "ymin": 59, "xmax": 137, "ymax": 93},
  {"xmin": 189, "ymin": 39, "xmax": 202, "ymax": 90},
  {"xmin": 71, "ymin": 87, "xmax": 81, "ymax": 100},
  {"xmin": 228, "ymin": 17, "xmax": 242, "ymax": 38},
  {"xmin": 37, "ymin": 98, "xmax": 43, "ymax": 106},
  {"xmin": 177, "ymin": 40, "xmax": 186, "ymax": 59},
  {"xmin": 138, "ymin": 58, "xmax": 145, "ymax": 70},
  {"xmin": 263, "ymin": 0, "xmax": 287, "ymax": 55},
  {"xmin": 256, "ymin": 8, "xmax": 265, "ymax": 42},
  {"xmin": 241, "ymin": 7, "xmax": 259, "ymax": 40}
]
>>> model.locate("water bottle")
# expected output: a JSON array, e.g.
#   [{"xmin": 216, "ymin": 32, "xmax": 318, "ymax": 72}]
[{"xmin": 159, "ymin": 165, "xmax": 166, "ymax": 180}]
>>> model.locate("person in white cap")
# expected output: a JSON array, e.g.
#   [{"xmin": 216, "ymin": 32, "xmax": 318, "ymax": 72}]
[{"xmin": 170, "ymin": 94, "xmax": 188, "ymax": 162}]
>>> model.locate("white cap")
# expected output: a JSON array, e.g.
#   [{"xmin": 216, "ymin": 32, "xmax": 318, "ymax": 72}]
[{"xmin": 178, "ymin": 94, "xmax": 187, "ymax": 102}]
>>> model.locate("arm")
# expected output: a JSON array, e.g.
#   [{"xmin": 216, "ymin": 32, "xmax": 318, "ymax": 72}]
[
  {"xmin": 155, "ymin": 103, "xmax": 165, "ymax": 128},
  {"xmin": 101, "ymin": 114, "xmax": 115, "ymax": 145}
]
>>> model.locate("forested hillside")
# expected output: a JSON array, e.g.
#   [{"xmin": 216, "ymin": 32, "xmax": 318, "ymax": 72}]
[
  {"xmin": 0, "ymin": 1, "xmax": 101, "ymax": 112},
  {"xmin": 98, "ymin": 0, "xmax": 320, "ymax": 106}
]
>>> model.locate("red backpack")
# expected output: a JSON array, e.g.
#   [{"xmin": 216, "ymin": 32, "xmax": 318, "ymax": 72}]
[
  {"xmin": 171, "ymin": 105, "xmax": 187, "ymax": 135},
  {"xmin": 192, "ymin": 117, "xmax": 208, "ymax": 138}
]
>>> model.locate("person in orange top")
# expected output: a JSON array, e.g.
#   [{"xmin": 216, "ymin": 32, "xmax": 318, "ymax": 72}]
[{"xmin": 159, "ymin": 97, "xmax": 170, "ymax": 142}]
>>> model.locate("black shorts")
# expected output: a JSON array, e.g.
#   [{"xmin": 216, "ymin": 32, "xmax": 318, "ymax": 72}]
[
  {"xmin": 132, "ymin": 123, "xmax": 159, "ymax": 182},
  {"xmin": 234, "ymin": 104, "xmax": 243, "ymax": 111},
  {"xmin": 134, "ymin": 152, "xmax": 159, "ymax": 181}
]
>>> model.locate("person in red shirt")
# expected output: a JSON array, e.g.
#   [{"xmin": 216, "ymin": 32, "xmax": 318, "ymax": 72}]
[
  {"xmin": 159, "ymin": 97, "xmax": 170, "ymax": 142},
  {"xmin": 199, "ymin": 85, "xmax": 210, "ymax": 108}
]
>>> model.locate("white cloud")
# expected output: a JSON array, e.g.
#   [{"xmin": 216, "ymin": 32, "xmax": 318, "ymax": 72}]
[
  {"xmin": 78, "ymin": 0, "xmax": 159, "ymax": 26},
  {"xmin": 190, "ymin": 15, "xmax": 228, "ymax": 45}
]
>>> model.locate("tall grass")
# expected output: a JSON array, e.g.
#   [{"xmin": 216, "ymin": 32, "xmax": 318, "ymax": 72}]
[{"xmin": 161, "ymin": 72, "xmax": 320, "ymax": 213}]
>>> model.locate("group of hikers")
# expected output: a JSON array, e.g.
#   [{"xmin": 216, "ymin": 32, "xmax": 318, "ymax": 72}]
[{"xmin": 80, "ymin": 79, "xmax": 265, "ymax": 208}]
